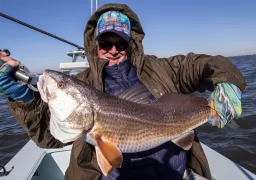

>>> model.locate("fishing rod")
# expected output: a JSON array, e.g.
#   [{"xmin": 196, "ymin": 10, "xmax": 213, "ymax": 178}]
[
  {"xmin": 0, "ymin": 12, "xmax": 87, "ymax": 91},
  {"xmin": 0, "ymin": 12, "xmax": 85, "ymax": 50}
]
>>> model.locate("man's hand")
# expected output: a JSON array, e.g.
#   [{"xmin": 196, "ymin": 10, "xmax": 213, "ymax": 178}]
[
  {"xmin": 208, "ymin": 83, "xmax": 242, "ymax": 128},
  {"xmin": 0, "ymin": 50, "xmax": 33, "ymax": 104}
]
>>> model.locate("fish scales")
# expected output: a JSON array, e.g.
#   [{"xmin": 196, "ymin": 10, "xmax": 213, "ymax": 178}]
[{"xmin": 85, "ymin": 92, "xmax": 210, "ymax": 152}]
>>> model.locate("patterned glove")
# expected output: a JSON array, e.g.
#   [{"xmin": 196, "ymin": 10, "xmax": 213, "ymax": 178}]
[
  {"xmin": 208, "ymin": 82, "xmax": 242, "ymax": 128},
  {"xmin": 0, "ymin": 59, "xmax": 33, "ymax": 104}
]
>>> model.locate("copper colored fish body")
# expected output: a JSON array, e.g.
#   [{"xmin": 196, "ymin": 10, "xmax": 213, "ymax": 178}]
[
  {"xmin": 85, "ymin": 93, "xmax": 210, "ymax": 153},
  {"xmin": 37, "ymin": 69, "xmax": 211, "ymax": 176}
]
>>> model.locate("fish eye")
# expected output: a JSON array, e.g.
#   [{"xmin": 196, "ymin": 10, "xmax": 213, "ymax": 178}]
[{"xmin": 57, "ymin": 81, "xmax": 65, "ymax": 89}]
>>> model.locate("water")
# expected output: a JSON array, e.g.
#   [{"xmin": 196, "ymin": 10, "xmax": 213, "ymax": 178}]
[{"xmin": 0, "ymin": 55, "xmax": 256, "ymax": 174}]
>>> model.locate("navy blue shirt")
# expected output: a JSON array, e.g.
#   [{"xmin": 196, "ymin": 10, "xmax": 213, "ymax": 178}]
[
  {"xmin": 102, "ymin": 58, "xmax": 187, "ymax": 180},
  {"xmin": 103, "ymin": 58, "xmax": 141, "ymax": 96}
]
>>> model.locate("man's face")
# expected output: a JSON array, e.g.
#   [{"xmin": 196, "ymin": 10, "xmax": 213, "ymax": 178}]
[{"xmin": 97, "ymin": 32, "xmax": 130, "ymax": 66}]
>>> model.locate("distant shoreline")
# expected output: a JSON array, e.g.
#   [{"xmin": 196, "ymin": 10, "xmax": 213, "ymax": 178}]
[{"xmin": 227, "ymin": 54, "xmax": 256, "ymax": 58}]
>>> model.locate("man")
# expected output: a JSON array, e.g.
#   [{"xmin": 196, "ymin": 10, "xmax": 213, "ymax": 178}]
[{"xmin": 0, "ymin": 3, "xmax": 245, "ymax": 180}]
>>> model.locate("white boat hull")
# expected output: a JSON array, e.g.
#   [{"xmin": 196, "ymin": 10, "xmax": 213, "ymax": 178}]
[{"xmin": 0, "ymin": 139, "xmax": 255, "ymax": 180}]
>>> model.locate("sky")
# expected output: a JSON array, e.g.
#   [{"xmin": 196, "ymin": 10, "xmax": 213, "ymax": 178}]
[{"xmin": 1, "ymin": 0, "xmax": 256, "ymax": 72}]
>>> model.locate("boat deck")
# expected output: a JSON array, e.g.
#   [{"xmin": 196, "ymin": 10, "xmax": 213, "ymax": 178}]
[{"xmin": 1, "ymin": 140, "xmax": 256, "ymax": 180}]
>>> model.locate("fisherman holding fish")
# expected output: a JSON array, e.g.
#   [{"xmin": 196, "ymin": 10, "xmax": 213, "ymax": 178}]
[{"xmin": 0, "ymin": 3, "xmax": 246, "ymax": 180}]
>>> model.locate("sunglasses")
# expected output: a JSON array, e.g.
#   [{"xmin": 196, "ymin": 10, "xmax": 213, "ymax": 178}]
[{"xmin": 97, "ymin": 40, "xmax": 129, "ymax": 51}]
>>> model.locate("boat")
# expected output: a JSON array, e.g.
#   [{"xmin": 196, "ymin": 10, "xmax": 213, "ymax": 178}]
[
  {"xmin": 1, "ymin": 50, "xmax": 256, "ymax": 180},
  {"xmin": 2, "ymin": 139, "xmax": 256, "ymax": 180}
]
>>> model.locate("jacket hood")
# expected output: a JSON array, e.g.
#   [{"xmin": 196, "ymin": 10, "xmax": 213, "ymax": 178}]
[{"xmin": 83, "ymin": 3, "xmax": 145, "ymax": 77}]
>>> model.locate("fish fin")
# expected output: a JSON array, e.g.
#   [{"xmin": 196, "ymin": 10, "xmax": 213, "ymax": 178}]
[
  {"xmin": 172, "ymin": 130, "xmax": 195, "ymax": 151},
  {"xmin": 117, "ymin": 83, "xmax": 153, "ymax": 104},
  {"xmin": 95, "ymin": 146, "xmax": 114, "ymax": 176},
  {"xmin": 227, "ymin": 120, "xmax": 240, "ymax": 129},
  {"xmin": 155, "ymin": 93, "xmax": 208, "ymax": 107},
  {"xmin": 94, "ymin": 134, "xmax": 123, "ymax": 169}
]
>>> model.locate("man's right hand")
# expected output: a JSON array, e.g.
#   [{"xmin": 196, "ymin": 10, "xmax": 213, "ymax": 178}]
[{"xmin": 0, "ymin": 54, "xmax": 33, "ymax": 104}]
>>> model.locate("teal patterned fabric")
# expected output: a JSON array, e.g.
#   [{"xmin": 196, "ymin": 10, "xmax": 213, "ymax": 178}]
[
  {"xmin": 96, "ymin": 10, "xmax": 131, "ymax": 41},
  {"xmin": 0, "ymin": 59, "xmax": 33, "ymax": 103},
  {"xmin": 208, "ymin": 82, "xmax": 242, "ymax": 128}
]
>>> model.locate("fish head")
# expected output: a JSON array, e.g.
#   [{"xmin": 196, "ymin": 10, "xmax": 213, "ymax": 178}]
[
  {"xmin": 37, "ymin": 69, "xmax": 94, "ymax": 143},
  {"xmin": 37, "ymin": 69, "xmax": 77, "ymax": 104}
]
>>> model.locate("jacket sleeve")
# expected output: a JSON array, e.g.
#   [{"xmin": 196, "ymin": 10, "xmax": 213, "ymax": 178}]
[
  {"xmin": 6, "ymin": 70, "xmax": 93, "ymax": 149},
  {"xmin": 156, "ymin": 52, "xmax": 246, "ymax": 93},
  {"xmin": 7, "ymin": 91, "xmax": 72, "ymax": 148}
]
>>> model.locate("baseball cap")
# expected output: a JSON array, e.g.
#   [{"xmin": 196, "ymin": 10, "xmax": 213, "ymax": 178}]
[
  {"xmin": 96, "ymin": 10, "xmax": 131, "ymax": 42},
  {"xmin": 0, "ymin": 49, "xmax": 10, "ymax": 56}
]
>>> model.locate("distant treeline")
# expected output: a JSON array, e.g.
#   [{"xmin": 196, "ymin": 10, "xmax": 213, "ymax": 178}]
[{"xmin": 227, "ymin": 54, "xmax": 256, "ymax": 60}]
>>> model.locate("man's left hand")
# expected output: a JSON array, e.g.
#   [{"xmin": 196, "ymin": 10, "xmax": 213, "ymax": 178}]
[{"xmin": 208, "ymin": 83, "xmax": 242, "ymax": 128}]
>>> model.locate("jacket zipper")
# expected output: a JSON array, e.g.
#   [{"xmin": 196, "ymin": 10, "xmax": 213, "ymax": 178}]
[{"xmin": 118, "ymin": 64, "xmax": 129, "ymax": 87}]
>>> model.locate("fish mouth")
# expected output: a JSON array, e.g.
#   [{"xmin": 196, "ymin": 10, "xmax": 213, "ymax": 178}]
[{"xmin": 37, "ymin": 73, "xmax": 50, "ymax": 103}]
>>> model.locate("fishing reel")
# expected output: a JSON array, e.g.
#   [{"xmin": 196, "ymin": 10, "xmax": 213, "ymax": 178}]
[
  {"xmin": 1, "ymin": 49, "xmax": 39, "ymax": 91},
  {"xmin": 13, "ymin": 64, "xmax": 39, "ymax": 92}
]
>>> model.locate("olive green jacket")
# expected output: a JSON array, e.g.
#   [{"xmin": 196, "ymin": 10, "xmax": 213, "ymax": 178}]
[{"xmin": 8, "ymin": 3, "xmax": 246, "ymax": 180}]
